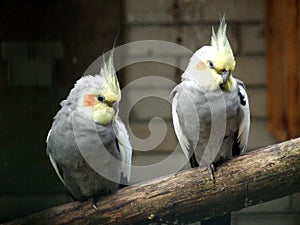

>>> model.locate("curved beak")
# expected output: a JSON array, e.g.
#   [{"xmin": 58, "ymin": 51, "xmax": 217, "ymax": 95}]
[
  {"xmin": 221, "ymin": 70, "xmax": 230, "ymax": 84},
  {"xmin": 111, "ymin": 101, "xmax": 118, "ymax": 113}
]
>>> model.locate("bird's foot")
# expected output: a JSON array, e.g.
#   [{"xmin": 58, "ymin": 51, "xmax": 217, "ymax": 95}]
[
  {"xmin": 208, "ymin": 164, "xmax": 215, "ymax": 182},
  {"xmin": 91, "ymin": 197, "xmax": 98, "ymax": 210},
  {"xmin": 92, "ymin": 203, "xmax": 98, "ymax": 210}
]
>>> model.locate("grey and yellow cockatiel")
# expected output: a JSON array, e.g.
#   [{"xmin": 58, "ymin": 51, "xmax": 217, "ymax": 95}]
[
  {"xmin": 46, "ymin": 52, "xmax": 132, "ymax": 205},
  {"xmin": 171, "ymin": 17, "xmax": 250, "ymax": 224}
]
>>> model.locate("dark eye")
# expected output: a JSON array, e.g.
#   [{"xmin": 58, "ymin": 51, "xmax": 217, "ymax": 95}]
[
  {"xmin": 208, "ymin": 60, "xmax": 214, "ymax": 68},
  {"xmin": 97, "ymin": 95, "xmax": 105, "ymax": 102}
]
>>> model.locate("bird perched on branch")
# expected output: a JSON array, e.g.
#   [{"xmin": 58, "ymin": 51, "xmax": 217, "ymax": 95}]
[
  {"xmin": 171, "ymin": 17, "xmax": 250, "ymax": 224},
  {"xmin": 46, "ymin": 52, "xmax": 132, "ymax": 207}
]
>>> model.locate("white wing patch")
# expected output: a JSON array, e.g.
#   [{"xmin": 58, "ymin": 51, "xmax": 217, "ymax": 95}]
[
  {"xmin": 46, "ymin": 129, "xmax": 65, "ymax": 186},
  {"xmin": 48, "ymin": 152, "xmax": 65, "ymax": 186},
  {"xmin": 172, "ymin": 93, "xmax": 190, "ymax": 159},
  {"xmin": 115, "ymin": 117, "xmax": 132, "ymax": 182},
  {"xmin": 237, "ymin": 83, "xmax": 250, "ymax": 153},
  {"xmin": 46, "ymin": 128, "xmax": 52, "ymax": 143}
]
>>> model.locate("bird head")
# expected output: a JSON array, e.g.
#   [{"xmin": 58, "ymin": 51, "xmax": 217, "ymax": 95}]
[
  {"xmin": 71, "ymin": 51, "xmax": 121, "ymax": 126},
  {"xmin": 188, "ymin": 16, "xmax": 236, "ymax": 91}
]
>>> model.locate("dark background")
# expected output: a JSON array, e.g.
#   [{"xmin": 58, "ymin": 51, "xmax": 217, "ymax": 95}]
[{"xmin": 0, "ymin": 0, "xmax": 123, "ymax": 221}]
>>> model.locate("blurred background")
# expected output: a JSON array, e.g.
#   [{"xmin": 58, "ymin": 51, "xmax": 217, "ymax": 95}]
[{"xmin": 0, "ymin": 0, "xmax": 299, "ymax": 224}]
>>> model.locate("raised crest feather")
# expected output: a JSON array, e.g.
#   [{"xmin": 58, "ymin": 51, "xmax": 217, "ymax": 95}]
[
  {"xmin": 210, "ymin": 15, "xmax": 234, "ymax": 61},
  {"xmin": 100, "ymin": 50, "xmax": 121, "ymax": 99}
]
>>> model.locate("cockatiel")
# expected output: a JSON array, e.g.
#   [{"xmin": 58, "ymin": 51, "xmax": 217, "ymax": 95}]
[
  {"xmin": 171, "ymin": 17, "xmax": 250, "ymax": 224},
  {"xmin": 46, "ymin": 52, "xmax": 132, "ymax": 206}
]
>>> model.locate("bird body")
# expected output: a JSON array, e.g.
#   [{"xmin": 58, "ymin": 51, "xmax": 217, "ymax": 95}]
[
  {"xmin": 172, "ymin": 80, "xmax": 244, "ymax": 167},
  {"xmin": 171, "ymin": 16, "xmax": 250, "ymax": 170},
  {"xmin": 46, "ymin": 53, "xmax": 132, "ymax": 201},
  {"xmin": 171, "ymin": 16, "xmax": 250, "ymax": 225}
]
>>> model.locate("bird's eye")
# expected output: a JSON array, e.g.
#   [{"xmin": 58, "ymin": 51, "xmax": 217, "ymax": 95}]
[
  {"xmin": 208, "ymin": 60, "xmax": 214, "ymax": 68},
  {"xmin": 97, "ymin": 95, "xmax": 105, "ymax": 102}
]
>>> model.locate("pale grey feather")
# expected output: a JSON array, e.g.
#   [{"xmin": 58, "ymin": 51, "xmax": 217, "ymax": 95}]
[
  {"xmin": 46, "ymin": 53, "xmax": 131, "ymax": 200},
  {"xmin": 46, "ymin": 102, "xmax": 122, "ymax": 200},
  {"xmin": 113, "ymin": 117, "xmax": 132, "ymax": 181},
  {"xmin": 171, "ymin": 93, "xmax": 190, "ymax": 159},
  {"xmin": 171, "ymin": 78, "xmax": 247, "ymax": 167}
]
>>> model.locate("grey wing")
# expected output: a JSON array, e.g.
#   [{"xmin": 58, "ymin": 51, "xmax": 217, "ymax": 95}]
[
  {"xmin": 171, "ymin": 82, "xmax": 201, "ymax": 161},
  {"xmin": 114, "ymin": 117, "xmax": 132, "ymax": 183},
  {"xmin": 46, "ymin": 129, "xmax": 65, "ymax": 186},
  {"xmin": 171, "ymin": 91, "xmax": 190, "ymax": 159},
  {"xmin": 236, "ymin": 80, "xmax": 250, "ymax": 153}
]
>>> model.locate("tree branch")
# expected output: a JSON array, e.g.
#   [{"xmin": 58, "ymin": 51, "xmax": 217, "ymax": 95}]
[{"xmin": 4, "ymin": 138, "xmax": 300, "ymax": 225}]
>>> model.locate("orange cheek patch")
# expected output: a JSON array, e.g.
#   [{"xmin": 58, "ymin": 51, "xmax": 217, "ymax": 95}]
[
  {"xmin": 196, "ymin": 61, "xmax": 206, "ymax": 71},
  {"xmin": 83, "ymin": 94, "xmax": 97, "ymax": 106}
]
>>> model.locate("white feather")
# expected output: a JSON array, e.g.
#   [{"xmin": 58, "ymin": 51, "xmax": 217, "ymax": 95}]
[
  {"xmin": 48, "ymin": 153, "xmax": 65, "ymax": 185},
  {"xmin": 114, "ymin": 117, "xmax": 132, "ymax": 182},
  {"xmin": 237, "ymin": 83, "xmax": 250, "ymax": 152},
  {"xmin": 172, "ymin": 93, "xmax": 190, "ymax": 159},
  {"xmin": 46, "ymin": 129, "xmax": 65, "ymax": 186},
  {"xmin": 46, "ymin": 128, "xmax": 52, "ymax": 143}
]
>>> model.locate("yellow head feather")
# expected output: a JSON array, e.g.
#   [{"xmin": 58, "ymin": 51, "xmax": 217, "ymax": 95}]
[
  {"xmin": 91, "ymin": 50, "xmax": 121, "ymax": 125},
  {"xmin": 100, "ymin": 50, "xmax": 121, "ymax": 102},
  {"xmin": 209, "ymin": 16, "xmax": 236, "ymax": 91},
  {"xmin": 211, "ymin": 16, "xmax": 236, "ymax": 72}
]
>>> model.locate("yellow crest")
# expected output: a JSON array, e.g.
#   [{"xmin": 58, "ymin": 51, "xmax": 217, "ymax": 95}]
[
  {"xmin": 100, "ymin": 50, "xmax": 121, "ymax": 102},
  {"xmin": 210, "ymin": 16, "xmax": 235, "ymax": 70}
]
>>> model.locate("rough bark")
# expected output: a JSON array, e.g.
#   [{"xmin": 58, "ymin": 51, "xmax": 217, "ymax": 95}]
[{"xmin": 4, "ymin": 138, "xmax": 300, "ymax": 225}]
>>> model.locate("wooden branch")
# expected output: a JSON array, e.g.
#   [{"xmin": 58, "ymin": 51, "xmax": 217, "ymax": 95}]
[{"xmin": 5, "ymin": 138, "xmax": 300, "ymax": 225}]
